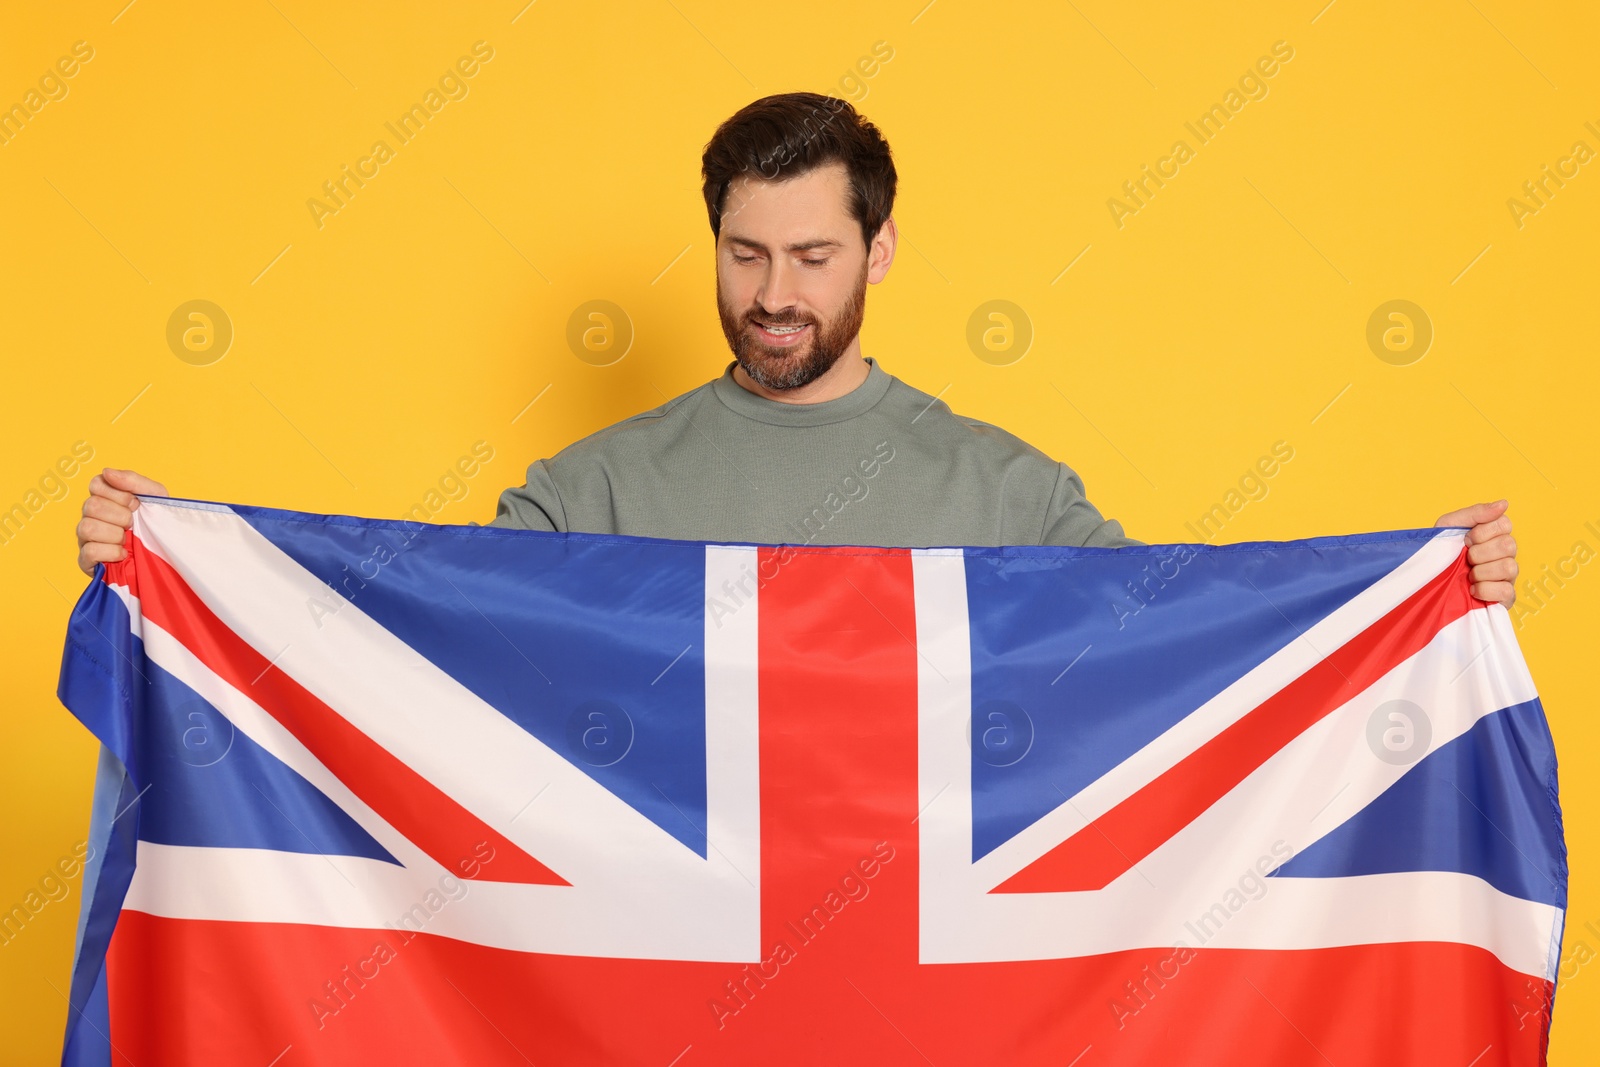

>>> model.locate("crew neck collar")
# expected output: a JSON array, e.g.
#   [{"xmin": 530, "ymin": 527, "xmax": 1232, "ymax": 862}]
[{"xmin": 710, "ymin": 356, "xmax": 892, "ymax": 427}]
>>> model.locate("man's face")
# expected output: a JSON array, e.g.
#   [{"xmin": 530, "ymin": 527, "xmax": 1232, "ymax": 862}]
[{"xmin": 715, "ymin": 161, "xmax": 873, "ymax": 391}]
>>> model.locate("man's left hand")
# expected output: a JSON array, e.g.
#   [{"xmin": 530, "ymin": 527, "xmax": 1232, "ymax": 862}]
[{"xmin": 1435, "ymin": 499, "xmax": 1518, "ymax": 607}]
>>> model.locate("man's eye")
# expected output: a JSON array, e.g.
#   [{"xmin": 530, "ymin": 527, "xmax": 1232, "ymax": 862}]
[
  {"xmin": 733, "ymin": 254, "xmax": 759, "ymax": 264},
  {"xmin": 801, "ymin": 259, "xmax": 829, "ymax": 268}
]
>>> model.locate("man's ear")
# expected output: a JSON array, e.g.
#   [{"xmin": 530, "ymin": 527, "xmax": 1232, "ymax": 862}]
[{"xmin": 868, "ymin": 217, "xmax": 897, "ymax": 283}]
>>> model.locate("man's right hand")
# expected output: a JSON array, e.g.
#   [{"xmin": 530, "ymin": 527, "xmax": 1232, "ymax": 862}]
[{"xmin": 77, "ymin": 469, "xmax": 169, "ymax": 577}]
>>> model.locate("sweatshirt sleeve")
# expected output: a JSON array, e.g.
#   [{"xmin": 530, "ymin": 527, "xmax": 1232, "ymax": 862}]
[
  {"xmin": 1040, "ymin": 461, "xmax": 1145, "ymax": 548},
  {"xmin": 486, "ymin": 459, "xmax": 565, "ymax": 531}
]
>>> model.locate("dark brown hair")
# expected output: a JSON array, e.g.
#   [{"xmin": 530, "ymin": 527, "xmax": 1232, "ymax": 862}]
[{"xmin": 701, "ymin": 92, "xmax": 897, "ymax": 251}]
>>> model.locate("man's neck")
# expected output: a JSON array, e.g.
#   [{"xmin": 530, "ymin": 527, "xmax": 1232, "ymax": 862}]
[{"xmin": 731, "ymin": 345, "xmax": 870, "ymax": 405}]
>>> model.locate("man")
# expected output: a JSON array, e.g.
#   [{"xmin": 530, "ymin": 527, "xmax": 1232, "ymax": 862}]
[{"xmin": 75, "ymin": 92, "xmax": 1519, "ymax": 603}]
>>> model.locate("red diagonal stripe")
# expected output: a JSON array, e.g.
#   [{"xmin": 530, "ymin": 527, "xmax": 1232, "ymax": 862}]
[
  {"xmin": 108, "ymin": 531, "xmax": 567, "ymax": 886},
  {"xmin": 994, "ymin": 544, "xmax": 1483, "ymax": 894}
]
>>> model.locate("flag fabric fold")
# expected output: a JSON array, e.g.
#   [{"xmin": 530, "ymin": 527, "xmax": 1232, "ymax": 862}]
[{"xmin": 57, "ymin": 496, "xmax": 1567, "ymax": 1065}]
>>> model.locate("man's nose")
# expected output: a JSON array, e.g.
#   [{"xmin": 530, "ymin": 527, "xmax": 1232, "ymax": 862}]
[{"xmin": 756, "ymin": 260, "xmax": 802, "ymax": 317}]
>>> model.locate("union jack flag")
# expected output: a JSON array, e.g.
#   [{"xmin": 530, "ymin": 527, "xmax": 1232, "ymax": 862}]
[{"xmin": 57, "ymin": 496, "xmax": 1567, "ymax": 1065}]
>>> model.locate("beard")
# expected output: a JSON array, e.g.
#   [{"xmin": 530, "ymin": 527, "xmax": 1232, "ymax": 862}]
[{"xmin": 717, "ymin": 259, "xmax": 867, "ymax": 391}]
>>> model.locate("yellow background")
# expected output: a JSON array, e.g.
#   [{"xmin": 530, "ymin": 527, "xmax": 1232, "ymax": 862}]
[{"xmin": 2, "ymin": 1, "xmax": 1595, "ymax": 1061}]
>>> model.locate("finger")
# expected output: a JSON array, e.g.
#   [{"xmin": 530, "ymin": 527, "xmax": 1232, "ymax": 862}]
[
  {"xmin": 78, "ymin": 540, "xmax": 127, "ymax": 576},
  {"xmin": 1467, "ymin": 532, "xmax": 1516, "ymax": 564},
  {"xmin": 82, "ymin": 494, "xmax": 134, "ymax": 529},
  {"xmin": 1470, "ymin": 579, "xmax": 1515, "ymax": 607},
  {"xmin": 1466, "ymin": 514, "xmax": 1512, "ymax": 545},
  {"xmin": 101, "ymin": 468, "xmax": 169, "ymax": 497},
  {"xmin": 1435, "ymin": 499, "xmax": 1508, "ymax": 528},
  {"xmin": 87, "ymin": 472, "xmax": 138, "ymax": 510},
  {"xmin": 1469, "ymin": 557, "xmax": 1518, "ymax": 584},
  {"xmin": 75, "ymin": 516, "xmax": 128, "ymax": 547}
]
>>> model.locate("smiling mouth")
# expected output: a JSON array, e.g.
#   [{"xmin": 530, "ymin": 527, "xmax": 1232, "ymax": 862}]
[{"xmin": 752, "ymin": 321, "xmax": 811, "ymax": 343}]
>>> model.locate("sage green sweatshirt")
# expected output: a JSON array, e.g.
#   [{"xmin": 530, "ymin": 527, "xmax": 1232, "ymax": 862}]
[{"xmin": 488, "ymin": 356, "xmax": 1142, "ymax": 549}]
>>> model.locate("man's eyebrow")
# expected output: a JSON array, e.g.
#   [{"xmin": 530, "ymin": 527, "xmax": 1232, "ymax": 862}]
[{"xmin": 724, "ymin": 235, "xmax": 843, "ymax": 253}]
